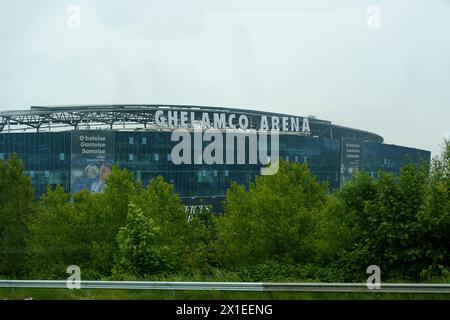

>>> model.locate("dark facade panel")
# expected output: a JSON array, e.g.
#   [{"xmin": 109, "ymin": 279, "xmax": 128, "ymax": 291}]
[
  {"xmin": 0, "ymin": 132, "xmax": 71, "ymax": 197},
  {"xmin": 363, "ymin": 142, "xmax": 431, "ymax": 177}
]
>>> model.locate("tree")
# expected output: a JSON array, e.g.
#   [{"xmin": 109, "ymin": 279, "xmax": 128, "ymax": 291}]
[
  {"xmin": 26, "ymin": 187, "xmax": 91, "ymax": 278},
  {"xmin": 87, "ymin": 166, "xmax": 137, "ymax": 275},
  {"xmin": 113, "ymin": 202, "xmax": 174, "ymax": 276},
  {"xmin": 335, "ymin": 162, "xmax": 437, "ymax": 281},
  {"xmin": 217, "ymin": 159, "xmax": 330, "ymax": 266},
  {"xmin": 417, "ymin": 138, "xmax": 450, "ymax": 278},
  {"xmin": 184, "ymin": 204, "xmax": 218, "ymax": 271},
  {"xmin": 0, "ymin": 154, "xmax": 35, "ymax": 276},
  {"xmin": 114, "ymin": 176, "xmax": 200, "ymax": 276},
  {"xmin": 26, "ymin": 166, "xmax": 137, "ymax": 278},
  {"xmin": 429, "ymin": 138, "xmax": 450, "ymax": 187}
]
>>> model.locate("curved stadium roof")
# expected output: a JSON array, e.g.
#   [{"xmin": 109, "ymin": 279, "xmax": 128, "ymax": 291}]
[{"xmin": 0, "ymin": 104, "xmax": 384, "ymax": 143}]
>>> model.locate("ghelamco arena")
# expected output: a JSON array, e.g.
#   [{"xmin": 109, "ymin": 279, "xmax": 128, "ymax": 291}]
[{"xmin": 0, "ymin": 105, "xmax": 430, "ymax": 211}]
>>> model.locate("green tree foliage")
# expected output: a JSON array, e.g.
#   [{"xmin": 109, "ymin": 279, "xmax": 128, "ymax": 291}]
[
  {"xmin": 3, "ymin": 140, "xmax": 449, "ymax": 282},
  {"xmin": 26, "ymin": 166, "xmax": 136, "ymax": 278},
  {"xmin": 112, "ymin": 176, "xmax": 187, "ymax": 276},
  {"xmin": 114, "ymin": 176, "xmax": 213, "ymax": 276},
  {"xmin": 334, "ymin": 160, "xmax": 448, "ymax": 281},
  {"xmin": 429, "ymin": 138, "xmax": 450, "ymax": 186},
  {"xmin": 26, "ymin": 165, "xmax": 212, "ymax": 279},
  {"xmin": 131, "ymin": 176, "xmax": 189, "ymax": 250},
  {"xmin": 87, "ymin": 166, "xmax": 136, "ymax": 275},
  {"xmin": 26, "ymin": 187, "xmax": 91, "ymax": 278},
  {"xmin": 312, "ymin": 196, "xmax": 352, "ymax": 267},
  {"xmin": 184, "ymin": 204, "xmax": 218, "ymax": 271},
  {"xmin": 0, "ymin": 154, "xmax": 35, "ymax": 276},
  {"xmin": 417, "ymin": 138, "xmax": 450, "ymax": 278},
  {"xmin": 114, "ymin": 201, "xmax": 174, "ymax": 276},
  {"xmin": 217, "ymin": 159, "xmax": 330, "ymax": 266},
  {"xmin": 26, "ymin": 167, "xmax": 137, "ymax": 278}
]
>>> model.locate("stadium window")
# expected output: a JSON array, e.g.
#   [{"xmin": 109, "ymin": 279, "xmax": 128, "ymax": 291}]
[
  {"xmin": 214, "ymin": 170, "xmax": 218, "ymax": 177},
  {"xmin": 59, "ymin": 153, "xmax": 65, "ymax": 161},
  {"xmin": 129, "ymin": 137, "xmax": 134, "ymax": 144},
  {"xmin": 154, "ymin": 154, "xmax": 159, "ymax": 161},
  {"xmin": 202, "ymin": 170, "xmax": 207, "ymax": 177},
  {"xmin": 167, "ymin": 154, "xmax": 172, "ymax": 161},
  {"xmin": 304, "ymin": 156, "xmax": 308, "ymax": 163},
  {"xmin": 29, "ymin": 170, "xmax": 35, "ymax": 178},
  {"xmin": 0, "ymin": 153, "xmax": 3, "ymax": 160},
  {"xmin": 295, "ymin": 156, "xmax": 298, "ymax": 162},
  {"xmin": 44, "ymin": 170, "xmax": 50, "ymax": 178},
  {"xmin": 285, "ymin": 155, "xmax": 289, "ymax": 161},
  {"xmin": 128, "ymin": 153, "xmax": 134, "ymax": 161},
  {"xmin": 142, "ymin": 137, "xmax": 147, "ymax": 145},
  {"xmin": 224, "ymin": 169, "xmax": 229, "ymax": 177}
]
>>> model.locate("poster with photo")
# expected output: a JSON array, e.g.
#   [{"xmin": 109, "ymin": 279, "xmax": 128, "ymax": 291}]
[
  {"xmin": 70, "ymin": 130, "xmax": 114, "ymax": 193},
  {"xmin": 340, "ymin": 138, "xmax": 363, "ymax": 187}
]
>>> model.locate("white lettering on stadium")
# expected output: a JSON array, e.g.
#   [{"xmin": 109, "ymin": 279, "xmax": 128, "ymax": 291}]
[
  {"xmin": 78, "ymin": 135, "xmax": 108, "ymax": 155},
  {"xmin": 81, "ymin": 149, "xmax": 106, "ymax": 154},
  {"xmin": 79, "ymin": 135, "xmax": 106, "ymax": 141},
  {"xmin": 154, "ymin": 110, "xmax": 311, "ymax": 134},
  {"xmin": 80, "ymin": 142, "xmax": 105, "ymax": 148}
]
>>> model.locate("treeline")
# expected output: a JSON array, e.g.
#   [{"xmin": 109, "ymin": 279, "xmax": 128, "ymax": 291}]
[{"xmin": 0, "ymin": 139, "xmax": 448, "ymax": 282}]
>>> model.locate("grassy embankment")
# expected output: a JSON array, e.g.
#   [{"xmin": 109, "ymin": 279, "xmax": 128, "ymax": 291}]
[{"xmin": 1, "ymin": 288, "xmax": 449, "ymax": 300}]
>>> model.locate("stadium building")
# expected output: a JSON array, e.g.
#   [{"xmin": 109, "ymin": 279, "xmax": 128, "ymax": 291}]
[{"xmin": 0, "ymin": 105, "xmax": 430, "ymax": 211}]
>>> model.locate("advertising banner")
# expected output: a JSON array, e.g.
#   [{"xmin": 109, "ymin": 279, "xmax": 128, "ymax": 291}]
[
  {"xmin": 340, "ymin": 138, "xmax": 363, "ymax": 186},
  {"xmin": 70, "ymin": 130, "xmax": 114, "ymax": 193}
]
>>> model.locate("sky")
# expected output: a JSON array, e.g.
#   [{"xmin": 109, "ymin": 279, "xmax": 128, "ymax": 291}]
[{"xmin": 0, "ymin": 0, "xmax": 449, "ymax": 156}]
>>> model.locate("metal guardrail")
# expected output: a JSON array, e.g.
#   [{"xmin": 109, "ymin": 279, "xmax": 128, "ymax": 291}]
[
  {"xmin": 0, "ymin": 281, "xmax": 263, "ymax": 292},
  {"xmin": 263, "ymin": 283, "xmax": 450, "ymax": 293},
  {"xmin": 0, "ymin": 280, "xmax": 449, "ymax": 293}
]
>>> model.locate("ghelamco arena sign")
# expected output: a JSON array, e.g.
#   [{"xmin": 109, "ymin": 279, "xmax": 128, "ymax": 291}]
[{"xmin": 154, "ymin": 110, "xmax": 311, "ymax": 133}]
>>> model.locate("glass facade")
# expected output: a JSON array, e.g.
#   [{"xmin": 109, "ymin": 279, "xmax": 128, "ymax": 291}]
[
  {"xmin": 0, "ymin": 132, "xmax": 71, "ymax": 197},
  {"xmin": 115, "ymin": 131, "xmax": 261, "ymax": 198},
  {"xmin": 362, "ymin": 142, "xmax": 431, "ymax": 178},
  {"xmin": 0, "ymin": 130, "xmax": 431, "ymax": 208}
]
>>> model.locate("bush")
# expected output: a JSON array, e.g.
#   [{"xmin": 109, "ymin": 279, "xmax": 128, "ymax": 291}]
[{"xmin": 216, "ymin": 159, "xmax": 330, "ymax": 266}]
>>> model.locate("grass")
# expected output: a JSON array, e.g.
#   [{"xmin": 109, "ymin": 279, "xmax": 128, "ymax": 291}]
[{"xmin": 1, "ymin": 288, "xmax": 449, "ymax": 300}]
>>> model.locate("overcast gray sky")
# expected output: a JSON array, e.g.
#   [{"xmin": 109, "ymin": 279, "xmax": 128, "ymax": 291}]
[{"xmin": 0, "ymin": 0, "xmax": 449, "ymax": 156}]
